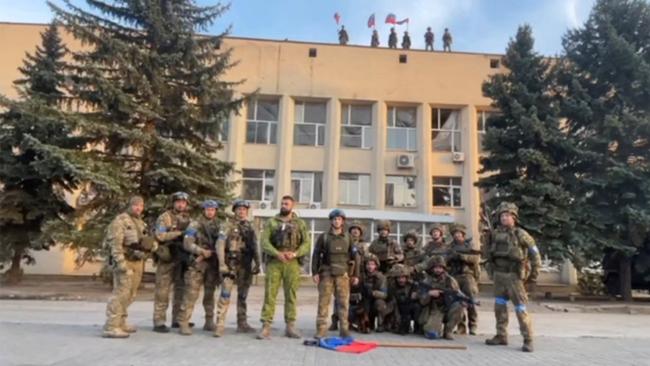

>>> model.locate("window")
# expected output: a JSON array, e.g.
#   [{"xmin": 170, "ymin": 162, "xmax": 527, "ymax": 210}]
[
  {"xmin": 309, "ymin": 48, "xmax": 317, "ymax": 57},
  {"xmin": 242, "ymin": 169, "xmax": 275, "ymax": 202},
  {"xmin": 291, "ymin": 171, "xmax": 323, "ymax": 203},
  {"xmin": 490, "ymin": 58, "xmax": 500, "ymax": 68},
  {"xmin": 217, "ymin": 120, "xmax": 228, "ymax": 142},
  {"xmin": 477, "ymin": 110, "xmax": 490, "ymax": 153},
  {"xmin": 432, "ymin": 177, "xmax": 462, "ymax": 207},
  {"xmin": 387, "ymin": 106, "xmax": 417, "ymax": 151},
  {"xmin": 338, "ymin": 173, "xmax": 370, "ymax": 205},
  {"xmin": 246, "ymin": 98, "xmax": 279, "ymax": 144},
  {"xmin": 385, "ymin": 176, "xmax": 416, "ymax": 207},
  {"xmin": 399, "ymin": 54, "xmax": 407, "ymax": 63},
  {"xmin": 432, "ymin": 108, "xmax": 461, "ymax": 152},
  {"xmin": 341, "ymin": 104, "xmax": 373, "ymax": 149},
  {"xmin": 294, "ymin": 101, "xmax": 327, "ymax": 146}
]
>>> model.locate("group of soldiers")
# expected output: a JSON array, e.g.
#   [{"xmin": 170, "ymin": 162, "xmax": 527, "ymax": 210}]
[
  {"xmin": 338, "ymin": 26, "xmax": 453, "ymax": 51},
  {"xmin": 101, "ymin": 192, "xmax": 540, "ymax": 352}
]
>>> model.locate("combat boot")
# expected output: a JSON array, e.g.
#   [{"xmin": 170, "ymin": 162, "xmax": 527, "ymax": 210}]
[
  {"xmin": 522, "ymin": 339, "xmax": 534, "ymax": 352},
  {"xmin": 328, "ymin": 314, "xmax": 339, "ymax": 331},
  {"xmin": 456, "ymin": 323, "xmax": 467, "ymax": 335},
  {"xmin": 172, "ymin": 321, "xmax": 194, "ymax": 328},
  {"xmin": 178, "ymin": 322, "xmax": 193, "ymax": 336},
  {"xmin": 153, "ymin": 324, "xmax": 170, "ymax": 333},
  {"xmin": 102, "ymin": 328, "xmax": 130, "ymax": 339},
  {"xmin": 203, "ymin": 317, "xmax": 216, "ymax": 332},
  {"xmin": 443, "ymin": 331, "xmax": 455, "ymax": 340},
  {"xmin": 339, "ymin": 328, "xmax": 351, "ymax": 338},
  {"xmin": 485, "ymin": 335, "xmax": 508, "ymax": 346},
  {"xmin": 469, "ymin": 326, "xmax": 478, "ymax": 336},
  {"xmin": 236, "ymin": 320, "xmax": 256, "ymax": 333},
  {"xmin": 285, "ymin": 322, "xmax": 301, "ymax": 338},
  {"xmin": 213, "ymin": 326, "xmax": 225, "ymax": 338},
  {"xmin": 120, "ymin": 322, "xmax": 137, "ymax": 334},
  {"xmin": 375, "ymin": 317, "xmax": 385, "ymax": 333},
  {"xmin": 256, "ymin": 322, "xmax": 272, "ymax": 340},
  {"xmin": 314, "ymin": 327, "xmax": 328, "ymax": 339}
]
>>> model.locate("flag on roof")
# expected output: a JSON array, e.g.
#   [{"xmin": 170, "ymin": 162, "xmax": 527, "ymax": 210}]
[
  {"xmin": 334, "ymin": 12, "xmax": 341, "ymax": 25},
  {"xmin": 367, "ymin": 13, "xmax": 376, "ymax": 28},
  {"xmin": 396, "ymin": 18, "xmax": 409, "ymax": 25},
  {"xmin": 385, "ymin": 13, "xmax": 397, "ymax": 24}
]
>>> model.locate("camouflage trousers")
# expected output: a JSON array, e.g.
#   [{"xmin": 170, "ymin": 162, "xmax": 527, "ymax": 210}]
[
  {"xmin": 104, "ymin": 259, "xmax": 144, "ymax": 331},
  {"xmin": 216, "ymin": 266, "xmax": 254, "ymax": 327},
  {"xmin": 153, "ymin": 259, "xmax": 187, "ymax": 326},
  {"xmin": 316, "ymin": 273, "xmax": 350, "ymax": 333},
  {"xmin": 260, "ymin": 259, "xmax": 301, "ymax": 324},
  {"xmin": 420, "ymin": 301, "xmax": 462, "ymax": 339},
  {"xmin": 493, "ymin": 271, "xmax": 533, "ymax": 341},
  {"xmin": 177, "ymin": 261, "xmax": 220, "ymax": 324},
  {"xmin": 455, "ymin": 274, "xmax": 479, "ymax": 332}
]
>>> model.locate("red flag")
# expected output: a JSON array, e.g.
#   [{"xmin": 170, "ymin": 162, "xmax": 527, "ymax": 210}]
[
  {"xmin": 334, "ymin": 12, "xmax": 341, "ymax": 25},
  {"xmin": 367, "ymin": 13, "xmax": 375, "ymax": 28},
  {"xmin": 385, "ymin": 13, "xmax": 397, "ymax": 24},
  {"xmin": 396, "ymin": 18, "xmax": 409, "ymax": 25}
]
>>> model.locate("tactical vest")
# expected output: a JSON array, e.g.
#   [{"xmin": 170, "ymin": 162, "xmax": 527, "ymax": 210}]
[
  {"xmin": 491, "ymin": 227, "xmax": 526, "ymax": 274},
  {"xmin": 370, "ymin": 238, "xmax": 393, "ymax": 261},
  {"xmin": 424, "ymin": 240, "xmax": 449, "ymax": 259},
  {"xmin": 404, "ymin": 247, "xmax": 424, "ymax": 267},
  {"xmin": 271, "ymin": 219, "xmax": 302, "ymax": 251},
  {"xmin": 225, "ymin": 220, "xmax": 253, "ymax": 269},
  {"xmin": 321, "ymin": 232, "xmax": 351, "ymax": 276}
]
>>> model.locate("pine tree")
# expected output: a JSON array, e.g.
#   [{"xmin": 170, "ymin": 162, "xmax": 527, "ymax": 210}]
[
  {"xmin": 45, "ymin": 1, "xmax": 242, "ymax": 259},
  {"xmin": 557, "ymin": 0, "xmax": 650, "ymax": 299},
  {"xmin": 0, "ymin": 23, "xmax": 117, "ymax": 283},
  {"xmin": 477, "ymin": 25, "xmax": 575, "ymax": 261}
]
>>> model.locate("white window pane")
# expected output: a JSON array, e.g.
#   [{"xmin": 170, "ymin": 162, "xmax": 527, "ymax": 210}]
[
  {"xmin": 441, "ymin": 109, "xmax": 459, "ymax": 130},
  {"xmin": 246, "ymin": 122, "xmax": 257, "ymax": 143},
  {"xmin": 387, "ymin": 128, "xmax": 406, "ymax": 149},
  {"xmin": 363, "ymin": 127, "xmax": 373, "ymax": 148},
  {"xmin": 341, "ymin": 126, "xmax": 362, "ymax": 148},
  {"xmin": 351, "ymin": 105, "xmax": 372, "ymax": 126},
  {"xmin": 304, "ymin": 102, "xmax": 327, "ymax": 124},
  {"xmin": 432, "ymin": 130, "xmax": 452, "ymax": 151},
  {"xmin": 396, "ymin": 108, "xmax": 416, "ymax": 127},
  {"xmin": 295, "ymin": 124, "xmax": 316, "ymax": 145},
  {"xmin": 246, "ymin": 101, "xmax": 255, "ymax": 120},
  {"xmin": 433, "ymin": 186, "xmax": 451, "ymax": 206},
  {"xmin": 453, "ymin": 187, "xmax": 462, "ymax": 207},
  {"xmin": 408, "ymin": 129, "xmax": 417, "ymax": 151},
  {"xmin": 313, "ymin": 173, "xmax": 323, "ymax": 202},
  {"xmin": 257, "ymin": 100, "xmax": 279, "ymax": 121}
]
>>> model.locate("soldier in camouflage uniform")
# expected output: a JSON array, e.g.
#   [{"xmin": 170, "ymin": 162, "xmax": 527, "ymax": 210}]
[
  {"xmin": 485, "ymin": 202, "xmax": 541, "ymax": 352},
  {"xmin": 257, "ymin": 195, "xmax": 311, "ymax": 340},
  {"xmin": 418, "ymin": 256, "xmax": 462, "ymax": 340},
  {"xmin": 402, "ymin": 231, "xmax": 424, "ymax": 269},
  {"xmin": 102, "ymin": 196, "xmax": 157, "ymax": 338},
  {"xmin": 177, "ymin": 200, "xmax": 221, "ymax": 335},
  {"xmin": 388, "ymin": 27, "xmax": 398, "ymax": 49},
  {"xmin": 423, "ymin": 224, "xmax": 449, "ymax": 260},
  {"xmin": 387, "ymin": 264, "xmax": 420, "ymax": 335},
  {"xmin": 370, "ymin": 30, "xmax": 380, "ymax": 47},
  {"xmin": 152, "ymin": 192, "xmax": 192, "ymax": 333},
  {"xmin": 362, "ymin": 254, "xmax": 390, "ymax": 332},
  {"xmin": 447, "ymin": 223, "xmax": 481, "ymax": 335},
  {"xmin": 312, "ymin": 209, "xmax": 359, "ymax": 338},
  {"xmin": 214, "ymin": 199, "xmax": 262, "ymax": 337},
  {"xmin": 369, "ymin": 220, "xmax": 403, "ymax": 274}
]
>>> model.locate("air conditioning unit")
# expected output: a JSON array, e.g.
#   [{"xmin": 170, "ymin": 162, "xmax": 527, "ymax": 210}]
[
  {"xmin": 452, "ymin": 152, "xmax": 465, "ymax": 163},
  {"xmin": 258, "ymin": 200, "xmax": 272, "ymax": 209},
  {"xmin": 309, "ymin": 202, "xmax": 322, "ymax": 209},
  {"xmin": 397, "ymin": 154, "xmax": 415, "ymax": 168}
]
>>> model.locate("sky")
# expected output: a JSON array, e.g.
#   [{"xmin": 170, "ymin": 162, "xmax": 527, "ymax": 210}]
[{"xmin": 0, "ymin": 0, "xmax": 597, "ymax": 55}]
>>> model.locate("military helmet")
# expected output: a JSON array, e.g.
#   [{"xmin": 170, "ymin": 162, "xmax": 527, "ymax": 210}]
[
  {"xmin": 328, "ymin": 209, "xmax": 346, "ymax": 220},
  {"xmin": 428, "ymin": 223, "xmax": 444, "ymax": 236},
  {"xmin": 496, "ymin": 202, "xmax": 519, "ymax": 219},
  {"xmin": 402, "ymin": 231, "xmax": 419, "ymax": 243},
  {"xmin": 427, "ymin": 255, "xmax": 447, "ymax": 270},
  {"xmin": 449, "ymin": 223, "xmax": 467, "ymax": 235},
  {"xmin": 201, "ymin": 199, "xmax": 219, "ymax": 209},
  {"xmin": 171, "ymin": 191, "xmax": 190, "ymax": 202},
  {"xmin": 365, "ymin": 253, "xmax": 380, "ymax": 267},
  {"xmin": 387, "ymin": 263, "xmax": 410, "ymax": 277},
  {"xmin": 348, "ymin": 220, "xmax": 366, "ymax": 235},
  {"xmin": 232, "ymin": 199, "xmax": 251, "ymax": 212},
  {"xmin": 376, "ymin": 220, "xmax": 391, "ymax": 232}
]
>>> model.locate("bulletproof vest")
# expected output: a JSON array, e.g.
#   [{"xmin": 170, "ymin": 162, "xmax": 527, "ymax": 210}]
[
  {"xmin": 491, "ymin": 227, "xmax": 524, "ymax": 262},
  {"xmin": 424, "ymin": 240, "xmax": 449, "ymax": 258},
  {"xmin": 449, "ymin": 241, "xmax": 477, "ymax": 276},
  {"xmin": 394, "ymin": 283, "xmax": 414, "ymax": 304},
  {"xmin": 197, "ymin": 217, "xmax": 220, "ymax": 249},
  {"xmin": 271, "ymin": 219, "xmax": 302, "ymax": 251},
  {"xmin": 404, "ymin": 247, "xmax": 424, "ymax": 267},
  {"xmin": 370, "ymin": 238, "xmax": 391, "ymax": 261},
  {"xmin": 121, "ymin": 213, "xmax": 144, "ymax": 247},
  {"xmin": 323, "ymin": 232, "xmax": 351, "ymax": 276},
  {"xmin": 225, "ymin": 221, "xmax": 248, "ymax": 266},
  {"xmin": 422, "ymin": 273, "xmax": 451, "ymax": 305}
]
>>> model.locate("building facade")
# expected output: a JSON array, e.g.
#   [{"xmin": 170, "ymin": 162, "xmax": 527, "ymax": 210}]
[{"xmin": 0, "ymin": 22, "xmax": 503, "ymax": 275}]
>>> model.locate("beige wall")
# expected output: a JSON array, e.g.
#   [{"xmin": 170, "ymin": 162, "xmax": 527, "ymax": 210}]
[{"xmin": 0, "ymin": 22, "xmax": 504, "ymax": 275}]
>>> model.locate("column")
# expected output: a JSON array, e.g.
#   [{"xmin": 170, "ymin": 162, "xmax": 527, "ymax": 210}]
[
  {"xmin": 372, "ymin": 101, "xmax": 387, "ymax": 209},
  {"xmin": 227, "ymin": 102, "xmax": 247, "ymax": 197},
  {"xmin": 324, "ymin": 98, "xmax": 341, "ymax": 208},
  {"xmin": 417, "ymin": 103, "xmax": 433, "ymax": 214},
  {"xmin": 462, "ymin": 105, "xmax": 481, "ymax": 249},
  {"xmin": 275, "ymin": 95, "xmax": 294, "ymax": 207}
]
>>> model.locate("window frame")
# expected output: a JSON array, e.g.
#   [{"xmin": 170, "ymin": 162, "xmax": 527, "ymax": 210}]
[
  {"xmin": 242, "ymin": 169, "xmax": 276, "ymax": 202},
  {"xmin": 387, "ymin": 106, "xmax": 417, "ymax": 151},
  {"xmin": 294, "ymin": 100, "xmax": 327, "ymax": 147},
  {"xmin": 291, "ymin": 171, "xmax": 323, "ymax": 204},
  {"xmin": 341, "ymin": 103, "xmax": 373, "ymax": 149},
  {"xmin": 431, "ymin": 108, "xmax": 462, "ymax": 152},
  {"xmin": 385, "ymin": 175, "xmax": 417, "ymax": 208},
  {"xmin": 246, "ymin": 97, "xmax": 279, "ymax": 145},
  {"xmin": 432, "ymin": 176, "xmax": 463, "ymax": 208},
  {"xmin": 338, "ymin": 173, "xmax": 371, "ymax": 206}
]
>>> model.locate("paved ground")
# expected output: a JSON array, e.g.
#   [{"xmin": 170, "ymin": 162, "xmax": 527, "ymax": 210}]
[{"xmin": 2, "ymin": 285, "xmax": 650, "ymax": 366}]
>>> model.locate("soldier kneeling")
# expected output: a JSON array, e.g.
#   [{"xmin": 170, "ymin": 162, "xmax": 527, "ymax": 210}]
[
  {"xmin": 362, "ymin": 254, "xmax": 390, "ymax": 332},
  {"xmin": 387, "ymin": 264, "xmax": 420, "ymax": 335},
  {"xmin": 418, "ymin": 256, "xmax": 463, "ymax": 340}
]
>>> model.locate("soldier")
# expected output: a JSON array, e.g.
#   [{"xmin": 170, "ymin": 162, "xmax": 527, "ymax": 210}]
[
  {"xmin": 387, "ymin": 264, "xmax": 420, "ymax": 335},
  {"xmin": 418, "ymin": 256, "xmax": 462, "ymax": 340},
  {"xmin": 370, "ymin": 30, "xmax": 380, "ymax": 47},
  {"xmin": 401, "ymin": 31, "xmax": 411, "ymax": 50},
  {"xmin": 402, "ymin": 231, "xmax": 424, "ymax": 269},
  {"xmin": 424, "ymin": 27, "xmax": 434, "ymax": 51},
  {"xmin": 443, "ymin": 28, "xmax": 452, "ymax": 52},
  {"xmin": 102, "ymin": 196, "xmax": 157, "ymax": 338},
  {"xmin": 176, "ymin": 199, "xmax": 221, "ymax": 335},
  {"xmin": 368, "ymin": 220, "xmax": 403, "ymax": 273},
  {"xmin": 214, "ymin": 199, "xmax": 262, "ymax": 337},
  {"xmin": 338, "ymin": 26, "xmax": 349, "ymax": 45},
  {"xmin": 447, "ymin": 223, "xmax": 481, "ymax": 335},
  {"xmin": 349, "ymin": 220, "xmax": 369, "ymax": 257},
  {"xmin": 423, "ymin": 224, "xmax": 449, "ymax": 259},
  {"xmin": 388, "ymin": 27, "xmax": 398, "ymax": 49},
  {"xmin": 257, "ymin": 195, "xmax": 311, "ymax": 340},
  {"xmin": 485, "ymin": 202, "xmax": 540, "ymax": 352},
  {"xmin": 152, "ymin": 191, "xmax": 192, "ymax": 333},
  {"xmin": 362, "ymin": 254, "xmax": 390, "ymax": 332},
  {"xmin": 312, "ymin": 209, "xmax": 360, "ymax": 339}
]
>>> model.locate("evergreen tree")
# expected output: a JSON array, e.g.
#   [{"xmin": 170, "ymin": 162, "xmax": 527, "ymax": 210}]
[
  {"xmin": 477, "ymin": 25, "xmax": 575, "ymax": 261},
  {"xmin": 557, "ymin": 0, "xmax": 650, "ymax": 299},
  {"xmin": 45, "ymin": 0, "xmax": 242, "ymax": 259}
]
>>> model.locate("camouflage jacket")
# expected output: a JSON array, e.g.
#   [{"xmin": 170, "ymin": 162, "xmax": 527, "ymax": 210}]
[
  {"xmin": 488, "ymin": 226, "xmax": 541, "ymax": 281},
  {"xmin": 312, "ymin": 229, "xmax": 359, "ymax": 277},
  {"xmin": 155, "ymin": 209, "xmax": 191, "ymax": 244},
  {"xmin": 182, "ymin": 215, "xmax": 221, "ymax": 256},
  {"xmin": 260, "ymin": 212, "xmax": 311, "ymax": 261},
  {"xmin": 103, "ymin": 212, "xmax": 147, "ymax": 265},
  {"xmin": 418, "ymin": 271, "xmax": 459, "ymax": 308},
  {"xmin": 217, "ymin": 218, "xmax": 261, "ymax": 271},
  {"xmin": 369, "ymin": 237, "xmax": 404, "ymax": 269},
  {"xmin": 363, "ymin": 270, "xmax": 388, "ymax": 300},
  {"xmin": 447, "ymin": 239, "xmax": 481, "ymax": 278}
]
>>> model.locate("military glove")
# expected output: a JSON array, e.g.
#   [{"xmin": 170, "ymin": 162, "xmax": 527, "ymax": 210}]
[{"xmin": 251, "ymin": 264, "xmax": 261, "ymax": 275}]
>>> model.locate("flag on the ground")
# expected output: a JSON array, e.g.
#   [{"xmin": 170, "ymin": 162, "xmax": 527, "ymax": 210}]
[
  {"xmin": 396, "ymin": 18, "xmax": 409, "ymax": 25},
  {"xmin": 367, "ymin": 13, "xmax": 375, "ymax": 28},
  {"xmin": 318, "ymin": 337, "xmax": 378, "ymax": 354},
  {"xmin": 334, "ymin": 12, "xmax": 341, "ymax": 25},
  {"xmin": 385, "ymin": 13, "xmax": 397, "ymax": 24}
]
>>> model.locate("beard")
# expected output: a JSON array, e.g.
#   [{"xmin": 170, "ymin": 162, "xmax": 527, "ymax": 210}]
[{"xmin": 280, "ymin": 207, "xmax": 291, "ymax": 216}]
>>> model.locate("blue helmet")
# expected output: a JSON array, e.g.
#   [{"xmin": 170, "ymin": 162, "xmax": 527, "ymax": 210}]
[
  {"xmin": 232, "ymin": 199, "xmax": 251, "ymax": 212},
  {"xmin": 328, "ymin": 209, "xmax": 346, "ymax": 220},
  {"xmin": 171, "ymin": 191, "xmax": 190, "ymax": 202},
  {"xmin": 201, "ymin": 199, "xmax": 219, "ymax": 209}
]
